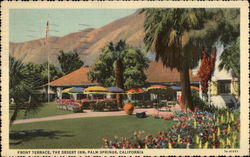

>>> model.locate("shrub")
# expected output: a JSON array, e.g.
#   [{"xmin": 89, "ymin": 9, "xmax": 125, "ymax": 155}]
[
  {"xmin": 91, "ymin": 101, "xmax": 105, "ymax": 111},
  {"xmin": 104, "ymin": 100, "xmax": 119, "ymax": 111},
  {"xmin": 191, "ymin": 90, "xmax": 218, "ymax": 113}
]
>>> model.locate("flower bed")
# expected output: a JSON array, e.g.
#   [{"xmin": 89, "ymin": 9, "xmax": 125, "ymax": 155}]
[
  {"xmin": 102, "ymin": 110, "xmax": 240, "ymax": 149},
  {"xmin": 55, "ymin": 99, "xmax": 82, "ymax": 112},
  {"xmin": 56, "ymin": 98, "xmax": 118, "ymax": 112}
]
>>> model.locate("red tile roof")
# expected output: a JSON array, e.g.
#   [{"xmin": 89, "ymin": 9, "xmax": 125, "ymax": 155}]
[
  {"xmin": 47, "ymin": 67, "xmax": 96, "ymax": 86},
  {"xmin": 47, "ymin": 62, "xmax": 199, "ymax": 86},
  {"xmin": 145, "ymin": 61, "xmax": 199, "ymax": 83}
]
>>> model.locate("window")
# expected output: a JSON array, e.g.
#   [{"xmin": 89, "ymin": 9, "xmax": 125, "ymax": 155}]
[{"xmin": 217, "ymin": 80, "xmax": 231, "ymax": 94}]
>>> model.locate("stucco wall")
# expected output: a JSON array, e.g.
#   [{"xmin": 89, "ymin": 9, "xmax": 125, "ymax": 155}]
[
  {"xmin": 210, "ymin": 81, "xmax": 218, "ymax": 96},
  {"xmin": 231, "ymin": 80, "xmax": 239, "ymax": 95}
]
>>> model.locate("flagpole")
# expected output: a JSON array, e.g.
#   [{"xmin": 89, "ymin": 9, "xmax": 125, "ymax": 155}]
[
  {"xmin": 47, "ymin": 15, "xmax": 50, "ymax": 103},
  {"xmin": 48, "ymin": 41, "xmax": 50, "ymax": 103}
]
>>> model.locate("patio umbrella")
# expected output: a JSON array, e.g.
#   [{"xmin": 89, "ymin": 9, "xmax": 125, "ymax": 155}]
[
  {"xmin": 169, "ymin": 85, "xmax": 200, "ymax": 91},
  {"xmin": 126, "ymin": 88, "xmax": 144, "ymax": 101},
  {"xmin": 107, "ymin": 87, "xmax": 124, "ymax": 93},
  {"xmin": 62, "ymin": 87, "xmax": 73, "ymax": 93},
  {"xmin": 146, "ymin": 84, "xmax": 176, "ymax": 105},
  {"xmin": 69, "ymin": 87, "xmax": 85, "ymax": 93},
  {"xmin": 190, "ymin": 86, "xmax": 200, "ymax": 91},
  {"xmin": 146, "ymin": 85, "xmax": 174, "ymax": 94},
  {"xmin": 126, "ymin": 88, "xmax": 144, "ymax": 94},
  {"xmin": 169, "ymin": 85, "xmax": 182, "ymax": 91},
  {"xmin": 84, "ymin": 86, "xmax": 109, "ymax": 94}
]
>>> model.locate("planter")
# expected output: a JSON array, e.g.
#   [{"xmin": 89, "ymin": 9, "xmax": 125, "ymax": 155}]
[{"xmin": 123, "ymin": 103, "xmax": 134, "ymax": 115}]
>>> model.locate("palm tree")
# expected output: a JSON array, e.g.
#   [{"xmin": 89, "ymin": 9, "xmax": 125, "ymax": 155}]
[
  {"xmin": 142, "ymin": 9, "xmax": 207, "ymax": 110},
  {"xmin": 108, "ymin": 40, "xmax": 127, "ymax": 108},
  {"xmin": 108, "ymin": 40, "xmax": 127, "ymax": 89},
  {"xmin": 88, "ymin": 41, "xmax": 149, "ymax": 93},
  {"xmin": 9, "ymin": 57, "xmax": 41, "ymax": 124},
  {"xmin": 142, "ymin": 8, "xmax": 239, "ymax": 111},
  {"xmin": 88, "ymin": 40, "xmax": 150, "ymax": 108},
  {"xmin": 219, "ymin": 37, "xmax": 240, "ymax": 79}
]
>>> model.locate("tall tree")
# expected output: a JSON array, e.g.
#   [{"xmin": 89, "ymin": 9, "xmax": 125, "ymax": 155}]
[
  {"xmin": 57, "ymin": 50, "xmax": 84, "ymax": 75},
  {"xmin": 88, "ymin": 40, "xmax": 149, "ymax": 89},
  {"xmin": 88, "ymin": 40, "xmax": 149, "ymax": 107},
  {"xmin": 219, "ymin": 37, "xmax": 240, "ymax": 80},
  {"xmin": 141, "ymin": 8, "xmax": 239, "ymax": 111},
  {"xmin": 9, "ymin": 57, "xmax": 41, "ymax": 124},
  {"xmin": 123, "ymin": 48, "xmax": 149, "ymax": 89},
  {"xmin": 40, "ymin": 62, "xmax": 64, "ymax": 83},
  {"xmin": 109, "ymin": 40, "xmax": 127, "ymax": 90},
  {"xmin": 26, "ymin": 62, "xmax": 63, "ymax": 86},
  {"xmin": 142, "ymin": 9, "xmax": 207, "ymax": 111}
]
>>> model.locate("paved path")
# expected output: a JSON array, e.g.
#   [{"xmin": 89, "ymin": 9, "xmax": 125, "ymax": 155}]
[{"xmin": 13, "ymin": 106, "xmax": 181, "ymax": 125}]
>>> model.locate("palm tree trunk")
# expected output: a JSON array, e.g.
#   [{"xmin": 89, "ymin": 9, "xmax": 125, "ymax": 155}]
[
  {"xmin": 115, "ymin": 59, "xmax": 124, "ymax": 108},
  {"xmin": 180, "ymin": 65, "xmax": 194, "ymax": 111}
]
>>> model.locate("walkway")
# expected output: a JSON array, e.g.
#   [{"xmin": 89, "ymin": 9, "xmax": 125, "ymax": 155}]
[{"xmin": 13, "ymin": 108, "xmax": 177, "ymax": 124}]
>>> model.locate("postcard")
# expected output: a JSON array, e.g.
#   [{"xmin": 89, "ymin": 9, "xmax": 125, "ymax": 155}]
[{"xmin": 1, "ymin": 1, "xmax": 249, "ymax": 156}]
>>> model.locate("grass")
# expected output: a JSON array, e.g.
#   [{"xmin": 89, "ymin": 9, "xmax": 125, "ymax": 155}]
[
  {"xmin": 9, "ymin": 102, "xmax": 73, "ymax": 120},
  {"xmin": 10, "ymin": 115, "xmax": 176, "ymax": 149}
]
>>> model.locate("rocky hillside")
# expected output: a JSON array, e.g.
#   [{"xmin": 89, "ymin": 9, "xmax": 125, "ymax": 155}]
[{"xmin": 9, "ymin": 11, "xmax": 146, "ymax": 66}]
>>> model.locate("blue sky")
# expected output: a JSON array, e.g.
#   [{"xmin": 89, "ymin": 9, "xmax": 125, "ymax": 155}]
[{"xmin": 10, "ymin": 9, "xmax": 137, "ymax": 43}]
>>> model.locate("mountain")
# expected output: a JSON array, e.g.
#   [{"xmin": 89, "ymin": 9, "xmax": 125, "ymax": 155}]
[{"xmin": 9, "ymin": 11, "xmax": 146, "ymax": 66}]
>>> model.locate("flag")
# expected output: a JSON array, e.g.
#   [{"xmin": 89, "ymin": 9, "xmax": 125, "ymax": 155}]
[{"xmin": 44, "ymin": 21, "xmax": 49, "ymax": 45}]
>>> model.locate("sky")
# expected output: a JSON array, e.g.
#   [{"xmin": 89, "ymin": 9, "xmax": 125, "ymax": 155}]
[{"xmin": 10, "ymin": 9, "xmax": 137, "ymax": 43}]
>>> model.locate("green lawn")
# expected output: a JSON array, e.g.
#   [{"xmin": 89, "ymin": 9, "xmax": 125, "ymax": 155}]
[
  {"xmin": 10, "ymin": 102, "xmax": 73, "ymax": 120},
  {"xmin": 10, "ymin": 116, "xmax": 176, "ymax": 149}
]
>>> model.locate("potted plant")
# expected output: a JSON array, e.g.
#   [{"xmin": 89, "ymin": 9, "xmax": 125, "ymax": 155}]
[{"xmin": 123, "ymin": 100, "xmax": 134, "ymax": 115}]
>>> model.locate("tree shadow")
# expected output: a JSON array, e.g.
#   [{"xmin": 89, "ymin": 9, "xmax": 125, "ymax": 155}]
[{"xmin": 10, "ymin": 129, "xmax": 74, "ymax": 145}]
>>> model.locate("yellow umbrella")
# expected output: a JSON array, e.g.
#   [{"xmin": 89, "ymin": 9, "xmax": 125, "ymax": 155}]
[
  {"xmin": 84, "ymin": 86, "xmax": 109, "ymax": 94},
  {"xmin": 62, "ymin": 87, "xmax": 73, "ymax": 93}
]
